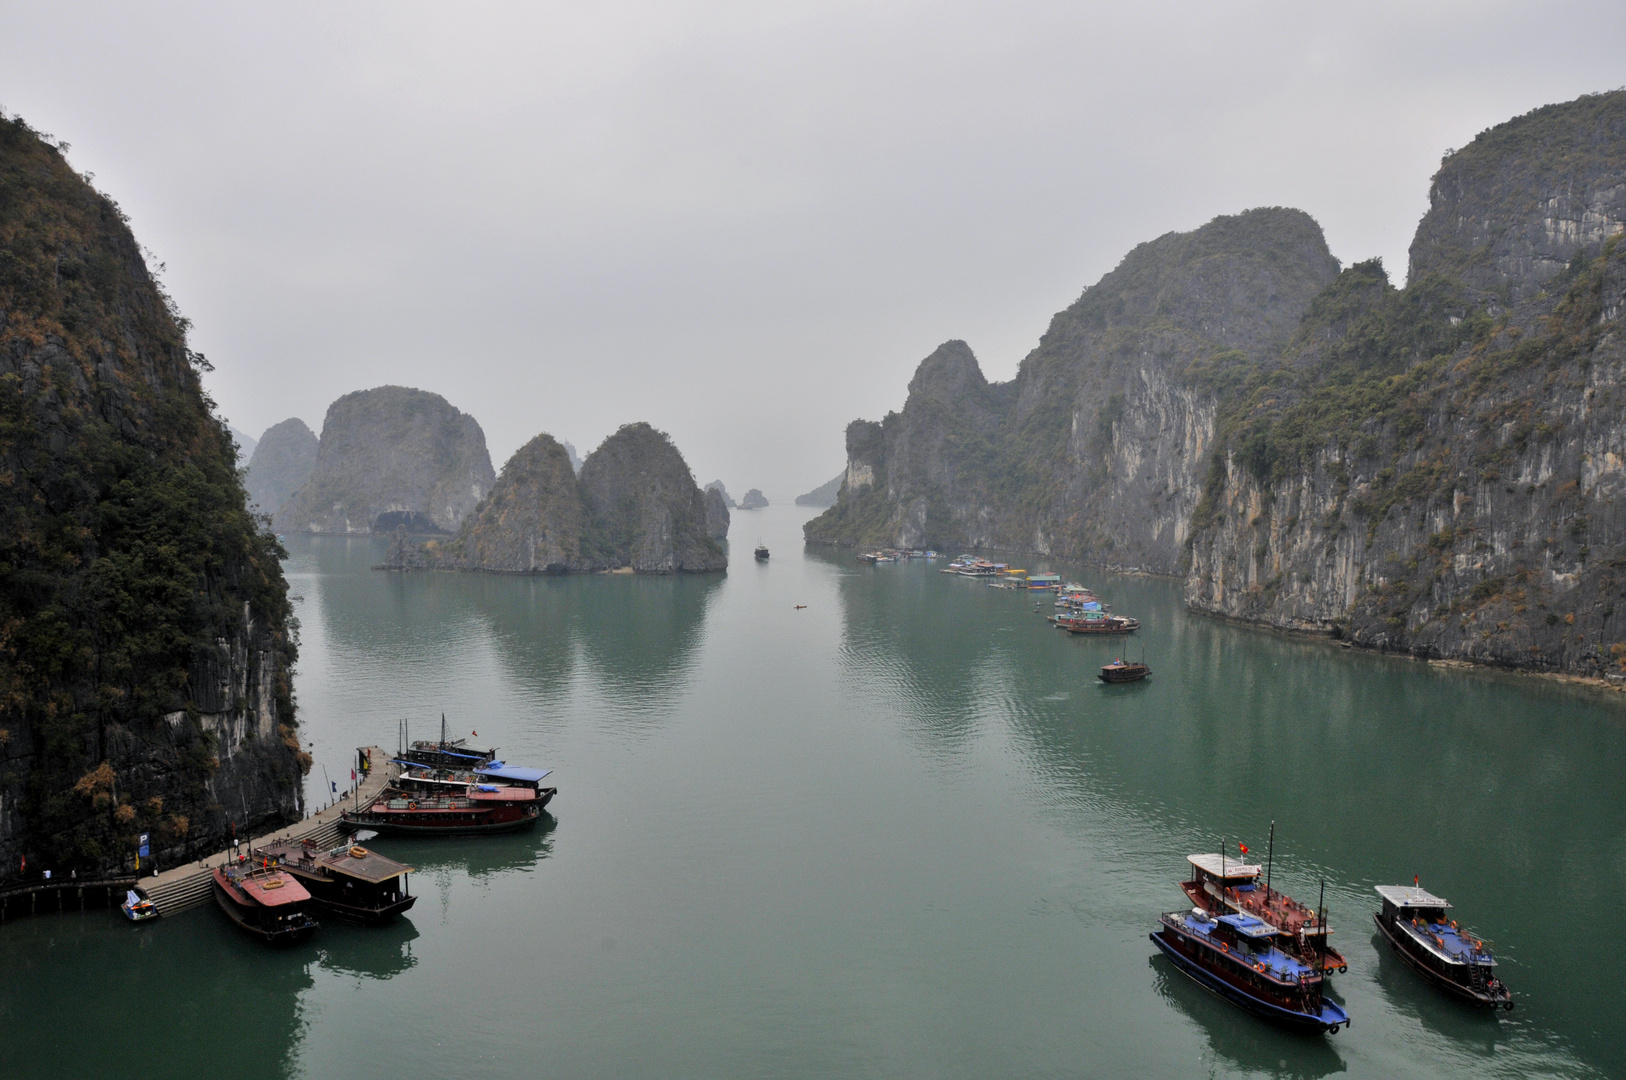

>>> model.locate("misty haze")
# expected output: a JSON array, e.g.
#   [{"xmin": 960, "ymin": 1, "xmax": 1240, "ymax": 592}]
[{"xmin": 2, "ymin": 4, "xmax": 1624, "ymax": 1078}]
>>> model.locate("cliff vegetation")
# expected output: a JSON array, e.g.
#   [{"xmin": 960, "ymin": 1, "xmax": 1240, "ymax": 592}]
[{"xmin": 0, "ymin": 113, "xmax": 304, "ymax": 880}]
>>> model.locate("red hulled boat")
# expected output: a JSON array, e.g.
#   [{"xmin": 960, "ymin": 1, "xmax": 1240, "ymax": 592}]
[
  {"xmin": 342, "ymin": 785, "xmax": 543, "ymax": 836},
  {"xmin": 212, "ymin": 862, "xmax": 320, "ymax": 945}
]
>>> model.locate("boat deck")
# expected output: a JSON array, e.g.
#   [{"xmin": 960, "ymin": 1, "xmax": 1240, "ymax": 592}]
[{"xmin": 1164, "ymin": 910, "xmax": 1318, "ymax": 982}]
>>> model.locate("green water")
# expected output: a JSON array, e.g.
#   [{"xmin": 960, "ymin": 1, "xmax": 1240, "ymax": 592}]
[{"xmin": 2, "ymin": 505, "xmax": 1622, "ymax": 1080}]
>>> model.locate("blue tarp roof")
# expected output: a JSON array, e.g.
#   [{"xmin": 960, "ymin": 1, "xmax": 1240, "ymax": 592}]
[
  {"xmin": 1218, "ymin": 913, "xmax": 1277, "ymax": 938},
  {"xmin": 475, "ymin": 764, "xmax": 553, "ymax": 783}
]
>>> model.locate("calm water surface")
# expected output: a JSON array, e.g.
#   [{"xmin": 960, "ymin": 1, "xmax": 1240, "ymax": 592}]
[{"xmin": 3, "ymin": 505, "xmax": 1623, "ymax": 1079}]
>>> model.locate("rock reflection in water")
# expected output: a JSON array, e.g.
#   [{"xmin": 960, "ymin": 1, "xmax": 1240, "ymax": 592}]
[{"xmin": 571, "ymin": 573, "xmax": 722, "ymax": 726}]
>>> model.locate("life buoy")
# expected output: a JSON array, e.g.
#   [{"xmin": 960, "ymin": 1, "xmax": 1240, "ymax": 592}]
[
  {"xmin": 407, "ymin": 801, "xmax": 418, "ymax": 811},
  {"xmin": 349, "ymin": 846, "xmax": 368, "ymax": 858}
]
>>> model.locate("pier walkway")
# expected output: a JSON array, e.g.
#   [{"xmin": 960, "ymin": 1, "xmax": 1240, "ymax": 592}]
[{"xmin": 142, "ymin": 746, "xmax": 399, "ymax": 916}]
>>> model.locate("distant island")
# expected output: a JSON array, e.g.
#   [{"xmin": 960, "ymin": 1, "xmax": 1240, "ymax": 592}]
[
  {"xmin": 738, "ymin": 488, "xmax": 769, "ymax": 510},
  {"xmin": 806, "ymin": 89, "xmax": 1626, "ymax": 680},
  {"xmin": 795, "ymin": 472, "xmax": 843, "ymax": 507},
  {"xmin": 380, "ymin": 422, "xmax": 726, "ymax": 574}
]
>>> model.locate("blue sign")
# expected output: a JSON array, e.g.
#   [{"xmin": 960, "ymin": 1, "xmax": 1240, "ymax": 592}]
[{"xmin": 138, "ymin": 832, "xmax": 150, "ymax": 857}]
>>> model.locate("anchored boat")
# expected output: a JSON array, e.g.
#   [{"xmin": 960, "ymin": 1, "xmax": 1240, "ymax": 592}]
[
  {"xmin": 1052, "ymin": 610, "xmax": 1139, "ymax": 634},
  {"xmin": 257, "ymin": 840, "xmax": 417, "ymax": 926},
  {"xmin": 1151, "ymin": 909, "xmax": 1350, "ymax": 1033},
  {"xmin": 1181, "ymin": 851, "xmax": 1348, "ymax": 974},
  {"xmin": 120, "ymin": 887, "xmax": 158, "ymax": 922},
  {"xmin": 343, "ymin": 786, "xmax": 543, "ymax": 836},
  {"xmin": 1373, "ymin": 885, "xmax": 1513, "ymax": 1009},
  {"xmin": 212, "ymin": 862, "xmax": 320, "ymax": 946},
  {"xmin": 1099, "ymin": 659, "xmax": 1150, "ymax": 683}
]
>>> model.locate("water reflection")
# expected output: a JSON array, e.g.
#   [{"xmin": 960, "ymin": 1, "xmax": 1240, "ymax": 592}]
[
  {"xmin": 1366, "ymin": 931, "xmax": 1504, "ymax": 1055},
  {"xmin": 828, "ymin": 555, "xmax": 1625, "ymax": 1077},
  {"xmin": 0, "ymin": 911, "xmax": 314, "ymax": 1077},
  {"xmin": 369, "ymin": 812, "xmax": 558, "ymax": 880},
  {"xmin": 1148, "ymin": 955, "xmax": 1348, "ymax": 1079},
  {"xmin": 317, "ymin": 917, "xmax": 421, "ymax": 980},
  {"xmin": 572, "ymin": 574, "xmax": 722, "ymax": 724}
]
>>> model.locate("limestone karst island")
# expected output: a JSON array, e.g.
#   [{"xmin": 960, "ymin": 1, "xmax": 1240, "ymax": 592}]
[{"xmin": 2, "ymin": 25, "xmax": 1625, "ymax": 1077}]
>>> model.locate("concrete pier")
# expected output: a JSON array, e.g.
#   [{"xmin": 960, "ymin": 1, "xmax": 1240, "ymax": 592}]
[{"xmin": 141, "ymin": 747, "xmax": 399, "ymax": 916}]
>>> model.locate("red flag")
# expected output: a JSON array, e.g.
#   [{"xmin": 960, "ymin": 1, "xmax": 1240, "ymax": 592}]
[
  {"xmin": 350, "ymin": 769, "xmax": 356, "ymax": 781},
  {"xmin": 1239, "ymin": 843, "xmax": 1249, "ymax": 856},
  {"xmin": 19, "ymin": 855, "xmax": 24, "ymax": 873},
  {"xmin": 472, "ymin": 730, "xmax": 478, "ymax": 737}
]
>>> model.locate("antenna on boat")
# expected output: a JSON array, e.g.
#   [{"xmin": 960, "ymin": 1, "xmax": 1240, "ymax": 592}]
[
  {"xmin": 1317, "ymin": 878, "xmax": 1328, "ymax": 968},
  {"xmin": 1266, "ymin": 821, "xmax": 1275, "ymax": 897},
  {"xmin": 441, "ymin": 713, "xmax": 447, "ymax": 749}
]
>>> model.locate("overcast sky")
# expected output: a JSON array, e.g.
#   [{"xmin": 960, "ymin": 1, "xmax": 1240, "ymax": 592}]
[{"xmin": 4, "ymin": 2, "xmax": 1622, "ymax": 496}]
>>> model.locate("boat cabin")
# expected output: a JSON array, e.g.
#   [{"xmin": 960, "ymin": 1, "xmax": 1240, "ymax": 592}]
[
  {"xmin": 1374, "ymin": 884, "xmax": 1449, "ymax": 925},
  {"xmin": 1188, "ymin": 853, "xmax": 1263, "ymax": 886},
  {"xmin": 474, "ymin": 762, "xmax": 554, "ymax": 795}
]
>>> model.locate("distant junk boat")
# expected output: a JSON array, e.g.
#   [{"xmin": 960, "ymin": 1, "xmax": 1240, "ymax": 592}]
[
  {"xmin": 1098, "ymin": 659, "xmax": 1150, "ymax": 683},
  {"xmin": 755, "ymin": 543, "xmax": 770, "ymax": 561}
]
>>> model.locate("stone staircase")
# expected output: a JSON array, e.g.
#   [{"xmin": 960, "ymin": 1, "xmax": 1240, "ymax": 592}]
[{"xmin": 144, "ymin": 748, "xmax": 397, "ymax": 916}]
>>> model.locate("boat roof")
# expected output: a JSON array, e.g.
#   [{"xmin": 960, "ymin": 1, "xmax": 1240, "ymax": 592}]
[
  {"xmin": 1187, "ymin": 853, "xmax": 1262, "ymax": 878},
  {"xmin": 321, "ymin": 846, "xmax": 413, "ymax": 884},
  {"xmin": 1375, "ymin": 885, "xmax": 1451, "ymax": 908},
  {"xmin": 1217, "ymin": 912, "xmax": 1278, "ymax": 938},
  {"xmin": 476, "ymin": 763, "xmax": 552, "ymax": 783},
  {"xmin": 470, "ymin": 786, "xmax": 536, "ymax": 801},
  {"xmin": 239, "ymin": 870, "xmax": 311, "ymax": 907}
]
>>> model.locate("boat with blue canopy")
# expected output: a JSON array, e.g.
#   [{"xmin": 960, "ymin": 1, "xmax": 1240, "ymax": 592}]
[
  {"xmin": 1151, "ymin": 908, "xmax": 1350, "ymax": 1033},
  {"xmin": 1373, "ymin": 885, "xmax": 1512, "ymax": 1009}
]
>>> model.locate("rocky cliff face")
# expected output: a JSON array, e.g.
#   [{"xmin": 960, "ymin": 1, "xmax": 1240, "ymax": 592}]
[
  {"xmin": 805, "ymin": 207, "xmax": 1341, "ymax": 570},
  {"xmin": 1187, "ymin": 92, "xmax": 1626, "ymax": 676},
  {"xmin": 578, "ymin": 423, "xmax": 728, "ymax": 572},
  {"xmin": 807, "ymin": 91, "xmax": 1626, "ymax": 677},
  {"xmin": 383, "ymin": 422, "xmax": 726, "ymax": 574},
  {"xmin": 279, "ymin": 386, "xmax": 495, "ymax": 535},
  {"xmin": 704, "ymin": 487, "xmax": 731, "ymax": 540},
  {"xmin": 244, "ymin": 417, "xmax": 317, "ymax": 520},
  {"xmin": 0, "ymin": 115, "xmax": 304, "ymax": 881}
]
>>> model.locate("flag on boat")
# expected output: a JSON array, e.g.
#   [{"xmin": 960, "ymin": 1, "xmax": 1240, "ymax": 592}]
[
  {"xmin": 330, "ymin": 781, "xmax": 337, "ymax": 793},
  {"xmin": 472, "ymin": 730, "xmax": 478, "ymax": 737},
  {"xmin": 1239, "ymin": 843, "xmax": 1249, "ymax": 855}
]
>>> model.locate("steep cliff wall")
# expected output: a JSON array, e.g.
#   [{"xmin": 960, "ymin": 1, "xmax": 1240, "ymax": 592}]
[
  {"xmin": 244, "ymin": 416, "xmax": 317, "ymax": 519},
  {"xmin": 0, "ymin": 115, "xmax": 304, "ymax": 880},
  {"xmin": 805, "ymin": 207, "xmax": 1340, "ymax": 569},
  {"xmin": 1187, "ymin": 92, "xmax": 1626, "ymax": 675},
  {"xmin": 382, "ymin": 422, "xmax": 726, "ymax": 574},
  {"xmin": 280, "ymin": 386, "xmax": 495, "ymax": 534}
]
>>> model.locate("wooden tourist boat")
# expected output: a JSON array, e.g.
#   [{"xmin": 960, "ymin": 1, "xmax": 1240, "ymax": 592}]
[
  {"xmin": 1181, "ymin": 852, "xmax": 1348, "ymax": 974},
  {"xmin": 755, "ymin": 544, "xmax": 770, "ymax": 561},
  {"xmin": 393, "ymin": 760, "xmax": 557, "ymax": 808},
  {"xmin": 342, "ymin": 785, "xmax": 544, "ymax": 836},
  {"xmin": 1151, "ymin": 909, "xmax": 1350, "ymax": 1033},
  {"xmin": 1373, "ymin": 885, "xmax": 1513, "ymax": 1009},
  {"xmin": 257, "ymin": 840, "xmax": 417, "ymax": 926},
  {"xmin": 212, "ymin": 863, "xmax": 320, "ymax": 946},
  {"xmin": 1099, "ymin": 659, "xmax": 1150, "ymax": 683},
  {"xmin": 1052, "ymin": 611, "xmax": 1139, "ymax": 634}
]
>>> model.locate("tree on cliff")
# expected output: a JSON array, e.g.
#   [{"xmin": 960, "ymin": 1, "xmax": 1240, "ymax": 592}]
[{"xmin": 0, "ymin": 113, "xmax": 305, "ymax": 880}]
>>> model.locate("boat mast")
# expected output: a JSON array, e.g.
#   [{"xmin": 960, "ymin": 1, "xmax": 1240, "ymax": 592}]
[{"xmin": 1266, "ymin": 820, "xmax": 1275, "ymax": 897}]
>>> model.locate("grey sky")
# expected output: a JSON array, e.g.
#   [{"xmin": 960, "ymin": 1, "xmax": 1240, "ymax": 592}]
[{"xmin": 4, "ymin": 2, "xmax": 1622, "ymax": 496}]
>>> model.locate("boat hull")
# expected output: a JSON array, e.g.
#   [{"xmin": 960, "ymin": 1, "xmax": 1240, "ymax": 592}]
[
  {"xmin": 342, "ymin": 805, "xmax": 541, "ymax": 836},
  {"xmin": 211, "ymin": 880, "xmax": 318, "ymax": 946},
  {"xmin": 1151, "ymin": 931, "xmax": 1348, "ymax": 1033},
  {"xmin": 1373, "ymin": 914, "xmax": 1513, "ymax": 1009},
  {"xmin": 1099, "ymin": 666, "xmax": 1149, "ymax": 683},
  {"xmin": 310, "ymin": 892, "xmax": 417, "ymax": 926}
]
